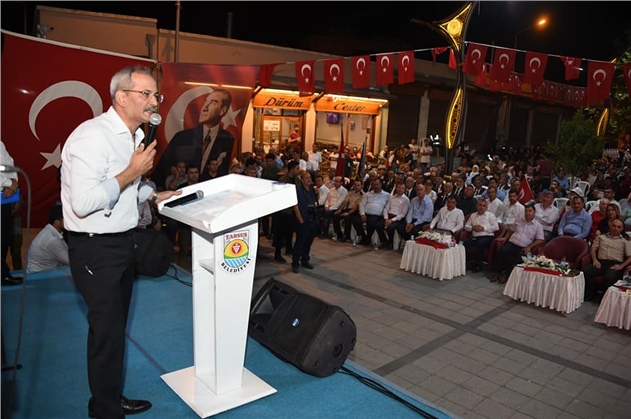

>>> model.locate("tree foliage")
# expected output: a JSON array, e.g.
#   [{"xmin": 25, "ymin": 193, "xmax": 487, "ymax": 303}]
[{"xmin": 546, "ymin": 111, "xmax": 604, "ymax": 177}]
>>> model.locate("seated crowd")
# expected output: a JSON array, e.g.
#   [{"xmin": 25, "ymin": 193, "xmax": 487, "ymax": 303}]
[{"xmin": 16, "ymin": 140, "xmax": 631, "ymax": 307}]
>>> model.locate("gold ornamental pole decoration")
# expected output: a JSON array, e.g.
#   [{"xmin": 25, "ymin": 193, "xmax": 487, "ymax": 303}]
[{"xmin": 414, "ymin": 2, "xmax": 477, "ymax": 172}]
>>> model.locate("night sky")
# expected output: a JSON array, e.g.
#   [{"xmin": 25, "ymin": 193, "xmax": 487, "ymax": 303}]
[{"xmin": 1, "ymin": 1, "xmax": 629, "ymax": 84}]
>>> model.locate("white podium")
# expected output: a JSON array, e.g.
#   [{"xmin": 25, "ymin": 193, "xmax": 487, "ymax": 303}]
[{"xmin": 157, "ymin": 174, "xmax": 297, "ymax": 418}]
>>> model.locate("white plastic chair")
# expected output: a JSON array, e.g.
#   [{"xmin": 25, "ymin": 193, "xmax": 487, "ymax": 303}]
[
  {"xmin": 553, "ymin": 197, "xmax": 569, "ymax": 209},
  {"xmin": 585, "ymin": 200, "xmax": 598, "ymax": 212},
  {"xmin": 576, "ymin": 180, "xmax": 590, "ymax": 198}
]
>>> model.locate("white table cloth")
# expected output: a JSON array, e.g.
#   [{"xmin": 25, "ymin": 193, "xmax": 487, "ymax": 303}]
[
  {"xmin": 400, "ymin": 241, "xmax": 466, "ymax": 281},
  {"xmin": 594, "ymin": 286, "xmax": 631, "ymax": 330},
  {"xmin": 503, "ymin": 266, "xmax": 585, "ymax": 314}
]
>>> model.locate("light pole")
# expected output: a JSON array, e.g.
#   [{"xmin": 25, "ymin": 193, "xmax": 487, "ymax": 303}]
[
  {"xmin": 514, "ymin": 18, "xmax": 547, "ymax": 49},
  {"xmin": 505, "ymin": 17, "xmax": 548, "ymax": 149}
]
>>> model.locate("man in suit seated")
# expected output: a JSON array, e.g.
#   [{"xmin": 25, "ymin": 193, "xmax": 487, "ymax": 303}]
[{"xmin": 154, "ymin": 89, "xmax": 234, "ymax": 186}]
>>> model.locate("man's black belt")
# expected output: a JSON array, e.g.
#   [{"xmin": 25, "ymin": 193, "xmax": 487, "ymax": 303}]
[{"xmin": 68, "ymin": 229, "xmax": 134, "ymax": 238}]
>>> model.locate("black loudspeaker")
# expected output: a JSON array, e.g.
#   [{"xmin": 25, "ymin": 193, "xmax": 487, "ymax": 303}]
[{"xmin": 249, "ymin": 279, "xmax": 357, "ymax": 378}]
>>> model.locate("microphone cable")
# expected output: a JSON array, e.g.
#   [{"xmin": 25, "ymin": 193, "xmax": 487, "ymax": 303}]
[{"xmin": 1, "ymin": 166, "xmax": 31, "ymax": 419}]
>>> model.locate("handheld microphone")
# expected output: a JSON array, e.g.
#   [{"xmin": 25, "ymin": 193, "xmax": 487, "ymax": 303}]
[
  {"xmin": 164, "ymin": 190, "xmax": 204, "ymax": 208},
  {"xmin": 145, "ymin": 113, "xmax": 162, "ymax": 148}
]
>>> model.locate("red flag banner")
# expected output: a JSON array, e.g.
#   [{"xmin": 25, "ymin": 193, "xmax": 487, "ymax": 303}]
[
  {"xmin": 523, "ymin": 51, "xmax": 548, "ymax": 86},
  {"xmin": 559, "ymin": 56, "xmax": 582, "ymax": 81},
  {"xmin": 449, "ymin": 48, "xmax": 458, "ymax": 70},
  {"xmin": 586, "ymin": 60, "xmax": 615, "ymax": 106},
  {"xmin": 531, "ymin": 84, "xmax": 541, "ymax": 101},
  {"xmin": 258, "ymin": 63, "xmax": 278, "ymax": 87},
  {"xmin": 572, "ymin": 87, "xmax": 582, "ymax": 108},
  {"xmin": 563, "ymin": 85, "xmax": 573, "ymax": 106},
  {"xmin": 397, "ymin": 51, "xmax": 415, "ymax": 85},
  {"xmin": 475, "ymin": 63, "xmax": 488, "ymax": 87},
  {"xmin": 463, "ymin": 43, "xmax": 488, "ymax": 75},
  {"xmin": 431, "ymin": 47, "xmax": 448, "ymax": 62},
  {"xmin": 0, "ymin": 33, "xmax": 150, "ymax": 226},
  {"xmin": 295, "ymin": 60, "xmax": 315, "ymax": 97},
  {"xmin": 488, "ymin": 65, "xmax": 502, "ymax": 92},
  {"xmin": 351, "ymin": 55, "xmax": 371, "ymax": 89},
  {"xmin": 518, "ymin": 176, "xmax": 534, "ymax": 204},
  {"xmin": 324, "ymin": 58, "xmax": 345, "ymax": 93},
  {"xmin": 153, "ymin": 62, "xmax": 259, "ymax": 185},
  {"xmin": 490, "ymin": 47, "xmax": 517, "ymax": 83},
  {"xmin": 509, "ymin": 73, "xmax": 523, "ymax": 96},
  {"xmin": 547, "ymin": 83, "xmax": 557, "ymax": 105},
  {"xmin": 623, "ymin": 63, "xmax": 631, "ymax": 97},
  {"xmin": 376, "ymin": 53, "xmax": 394, "ymax": 86},
  {"xmin": 540, "ymin": 81, "xmax": 549, "ymax": 101}
]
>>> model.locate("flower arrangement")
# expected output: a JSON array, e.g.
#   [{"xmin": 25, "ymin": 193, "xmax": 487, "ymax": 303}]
[
  {"xmin": 520, "ymin": 255, "xmax": 570, "ymax": 274},
  {"xmin": 419, "ymin": 231, "xmax": 444, "ymax": 242}
]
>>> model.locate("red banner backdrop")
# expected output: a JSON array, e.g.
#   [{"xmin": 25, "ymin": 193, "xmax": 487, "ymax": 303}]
[
  {"xmin": 0, "ymin": 33, "xmax": 149, "ymax": 227},
  {"xmin": 153, "ymin": 63, "xmax": 259, "ymax": 187}
]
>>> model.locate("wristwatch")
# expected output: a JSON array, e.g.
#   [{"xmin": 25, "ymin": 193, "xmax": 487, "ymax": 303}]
[{"xmin": 149, "ymin": 191, "xmax": 158, "ymax": 205}]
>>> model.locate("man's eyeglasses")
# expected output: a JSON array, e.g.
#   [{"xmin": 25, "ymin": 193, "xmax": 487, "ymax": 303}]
[{"xmin": 122, "ymin": 89, "xmax": 164, "ymax": 104}]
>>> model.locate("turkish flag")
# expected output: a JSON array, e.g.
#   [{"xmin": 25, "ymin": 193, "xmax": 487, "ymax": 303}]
[
  {"xmin": 623, "ymin": 63, "xmax": 631, "ymax": 97},
  {"xmin": 488, "ymin": 65, "xmax": 502, "ymax": 92},
  {"xmin": 463, "ymin": 43, "xmax": 488, "ymax": 75},
  {"xmin": 547, "ymin": 83, "xmax": 557, "ymax": 104},
  {"xmin": 579, "ymin": 88, "xmax": 587, "ymax": 107},
  {"xmin": 449, "ymin": 49, "xmax": 458, "ymax": 70},
  {"xmin": 1, "ymin": 33, "xmax": 148, "ymax": 226},
  {"xmin": 507, "ymin": 73, "xmax": 523, "ymax": 96},
  {"xmin": 531, "ymin": 84, "xmax": 541, "ymax": 101},
  {"xmin": 258, "ymin": 63, "xmax": 278, "ymax": 87},
  {"xmin": 397, "ymin": 51, "xmax": 415, "ymax": 84},
  {"xmin": 324, "ymin": 58, "xmax": 345, "ymax": 93},
  {"xmin": 572, "ymin": 87, "xmax": 582, "ymax": 108},
  {"xmin": 540, "ymin": 81, "xmax": 549, "ymax": 101},
  {"xmin": 563, "ymin": 85, "xmax": 574, "ymax": 106},
  {"xmin": 490, "ymin": 47, "xmax": 517, "ymax": 83},
  {"xmin": 518, "ymin": 176, "xmax": 534, "ymax": 204},
  {"xmin": 559, "ymin": 56, "xmax": 582, "ymax": 81},
  {"xmin": 586, "ymin": 60, "xmax": 615, "ymax": 106},
  {"xmin": 295, "ymin": 60, "xmax": 315, "ymax": 97},
  {"xmin": 431, "ymin": 47, "xmax": 448, "ymax": 61},
  {"xmin": 376, "ymin": 53, "xmax": 394, "ymax": 86},
  {"xmin": 351, "ymin": 55, "xmax": 371, "ymax": 89},
  {"xmin": 523, "ymin": 51, "xmax": 548, "ymax": 86},
  {"xmin": 475, "ymin": 63, "xmax": 488, "ymax": 87}
]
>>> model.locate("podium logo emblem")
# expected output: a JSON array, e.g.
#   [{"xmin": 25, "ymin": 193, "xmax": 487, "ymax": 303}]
[{"xmin": 221, "ymin": 231, "xmax": 252, "ymax": 273}]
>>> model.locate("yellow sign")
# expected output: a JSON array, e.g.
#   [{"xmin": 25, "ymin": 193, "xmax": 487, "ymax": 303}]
[
  {"xmin": 253, "ymin": 93, "xmax": 313, "ymax": 110},
  {"xmin": 315, "ymin": 98, "xmax": 382, "ymax": 115}
]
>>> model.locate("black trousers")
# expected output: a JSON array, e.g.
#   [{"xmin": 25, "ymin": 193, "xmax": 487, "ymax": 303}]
[
  {"xmin": 273, "ymin": 212, "xmax": 295, "ymax": 254},
  {"xmin": 463, "ymin": 235, "xmax": 494, "ymax": 270},
  {"xmin": 332, "ymin": 212, "xmax": 363, "ymax": 241},
  {"xmin": 492, "ymin": 241, "xmax": 523, "ymax": 275},
  {"xmin": 68, "ymin": 232, "xmax": 135, "ymax": 419},
  {"xmin": 583, "ymin": 259, "xmax": 625, "ymax": 299},
  {"xmin": 386, "ymin": 219, "xmax": 407, "ymax": 243},
  {"xmin": 1, "ymin": 203, "xmax": 13, "ymax": 278},
  {"xmin": 364, "ymin": 214, "xmax": 387, "ymax": 244},
  {"xmin": 292, "ymin": 219, "xmax": 317, "ymax": 266}
]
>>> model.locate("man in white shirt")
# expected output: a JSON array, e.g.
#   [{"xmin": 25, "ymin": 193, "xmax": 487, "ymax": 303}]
[
  {"xmin": 307, "ymin": 143, "xmax": 322, "ymax": 172},
  {"xmin": 429, "ymin": 196, "xmax": 465, "ymax": 234},
  {"xmin": 534, "ymin": 189, "xmax": 559, "ymax": 241},
  {"xmin": 589, "ymin": 187, "xmax": 620, "ymax": 214},
  {"xmin": 61, "ymin": 65, "xmax": 180, "ymax": 419},
  {"xmin": 26, "ymin": 205, "xmax": 69, "ymax": 273},
  {"xmin": 463, "ymin": 199, "xmax": 499, "ymax": 273},
  {"xmin": 490, "ymin": 203, "xmax": 545, "ymax": 283},
  {"xmin": 385, "ymin": 183, "xmax": 411, "ymax": 248},
  {"xmin": 408, "ymin": 138, "xmax": 419, "ymax": 169},
  {"xmin": 500, "ymin": 189, "xmax": 525, "ymax": 229},
  {"xmin": 314, "ymin": 174, "xmax": 330, "ymax": 236},
  {"xmin": 485, "ymin": 186, "xmax": 504, "ymax": 219},
  {"xmin": 321, "ymin": 176, "xmax": 348, "ymax": 237},
  {"xmin": 419, "ymin": 138, "xmax": 432, "ymax": 171}
]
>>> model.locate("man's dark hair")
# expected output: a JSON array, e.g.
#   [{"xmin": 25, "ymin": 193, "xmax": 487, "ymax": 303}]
[
  {"xmin": 287, "ymin": 160, "xmax": 299, "ymax": 172},
  {"xmin": 265, "ymin": 153, "xmax": 276, "ymax": 160},
  {"xmin": 49, "ymin": 204, "xmax": 63, "ymax": 225},
  {"xmin": 524, "ymin": 203, "xmax": 536, "ymax": 211}
]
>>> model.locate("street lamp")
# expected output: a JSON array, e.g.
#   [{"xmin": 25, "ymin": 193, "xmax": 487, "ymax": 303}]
[{"xmin": 514, "ymin": 17, "xmax": 547, "ymax": 49}]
